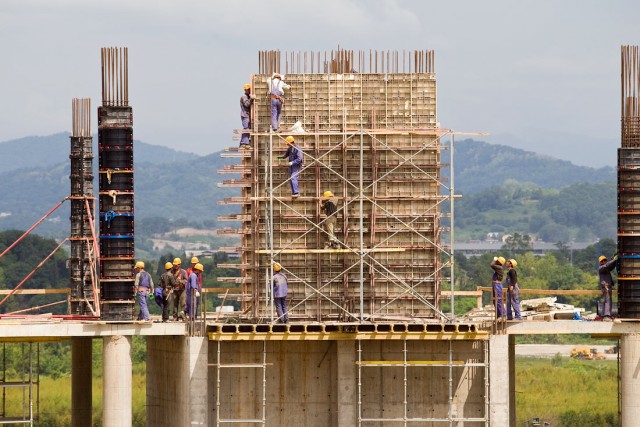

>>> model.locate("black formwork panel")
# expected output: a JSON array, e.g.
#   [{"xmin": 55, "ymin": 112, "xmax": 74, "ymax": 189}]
[
  {"xmin": 100, "ymin": 280, "xmax": 135, "ymax": 300},
  {"xmin": 100, "ymin": 193, "xmax": 134, "ymax": 213},
  {"xmin": 618, "ymin": 235, "xmax": 640, "ymax": 255},
  {"xmin": 619, "ymin": 148, "xmax": 640, "ymax": 166},
  {"xmin": 98, "ymin": 128, "xmax": 132, "ymax": 146},
  {"xmin": 618, "ymin": 278, "xmax": 640, "ymax": 318},
  {"xmin": 619, "ymin": 215, "xmax": 640, "ymax": 233},
  {"xmin": 100, "ymin": 237, "xmax": 134, "ymax": 258},
  {"xmin": 99, "ymin": 172, "xmax": 133, "ymax": 191},
  {"xmin": 99, "ymin": 212, "xmax": 134, "ymax": 235},
  {"xmin": 101, "ymin": 301, "xmax": 135, "ymax": 321},
  {"xmin": 98, "ymin": 146, "xmax": 133, "ymax": 169}
]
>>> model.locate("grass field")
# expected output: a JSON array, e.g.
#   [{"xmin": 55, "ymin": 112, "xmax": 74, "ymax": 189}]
[{"xmin": 517, "ymin": 356, "xmax": 618, "ymax": 426}]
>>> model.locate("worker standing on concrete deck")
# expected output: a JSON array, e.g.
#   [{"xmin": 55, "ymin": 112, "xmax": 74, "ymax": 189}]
[
  {"xmin": 158, "ymin": 262, "xmax": 177, "ymax": 322},
  {"xmin": 505, "ymin": 259, "xmax": 522, "ymax": 320},
  {"xmin": 272, "ymin": 263, "xmax": 289, "ymax": 323},
  {"xmin": 321, "ymin": 191, "xmax": 339, "ymax": 249},
  {"xmin": 279, "ymin": 136, "xmax": 303, "ymax": 197},
  {"xmin": 185, "ymin": 263, "xmax": 203, "ymax": 320},
  {"xmin": 490, "ymin": 256, "xmax": 505, "ymax": 318},
  {"xmin": 134, "ymin": 261, "xmax": 154, "ymax": 321},
  {"xmin": 598, "ymin": 254, "xmax": 618, "ymax": 320},
  {"xmin": 171, "ymin": 258, "xmax": 188, "ymax": 321},
  {"xmin": 186, "ymin": 256, "xmax": 203, "ymax": 291},
  {"xmin": 240, "ymin": 83, "xmax": 254, "ymax": 148},
  {"xmin": 268, "ymin": 72, "xmax": 290, "ymax": 131}
]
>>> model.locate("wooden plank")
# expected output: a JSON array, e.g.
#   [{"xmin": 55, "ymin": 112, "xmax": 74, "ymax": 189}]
[{"xmin": 0, "ymin": 289, "xmax": 70, "ymax": 295}]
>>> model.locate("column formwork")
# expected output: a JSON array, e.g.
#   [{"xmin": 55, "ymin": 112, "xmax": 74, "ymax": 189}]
[
  {"xmin": 98, "ymin": 47, "xmax": 135, "ymax": 321},
  {"xmin": 618, "ymin": 45, "xmax": 640, "ymax": 318},
  {"xmin": 219, "ymin": 49, "xmax": 450, "ymax": 322}
]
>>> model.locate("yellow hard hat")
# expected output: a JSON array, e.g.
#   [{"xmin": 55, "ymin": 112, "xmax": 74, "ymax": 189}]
[
  {"xmin": 243, "ymin": 84, "xmax": 251, "ymax": 90},
  {"xmin": 323, "ymin": 190, "xmax": 334, "ymax": 198},
  {"xmin": 194, "ymin": 263, "xmax": 204, "ymax": 272},
  {"xmin": 173, "ymin": 257, "xmax": 182, "ymax": 265},
  {"xmin": 285, "ymin": 136, "xmax": 295, "ymax": 144},
  {"xmin": 598, "ymin": 255, "xmax": 607, "ymax": 263},
  {"xmin": 273, "ymin": 263, "xmax": 282, "ymax": 272},
  {"xmin": 164, "ymin": 262, "xmax": 173, "ymax": 270},
  {"xmin": 135, "ymin": 261, "xmax": 144, "ymax": 269},
  {"xmin": 508, "ymin": 259, "xmax": 518, "ymax": 268},
  {"xmin": 497, "ymin": 257, "xmax": 505, "ymax": 265},
  {"xmin": 191, "ymin": 256, "xmax": 199, "ymax": 264}
]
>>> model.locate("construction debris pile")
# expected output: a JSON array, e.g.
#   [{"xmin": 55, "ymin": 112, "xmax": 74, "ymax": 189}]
[{"xmin": 462, "ymin": 297, "xmax": 587, "ymax": 321}]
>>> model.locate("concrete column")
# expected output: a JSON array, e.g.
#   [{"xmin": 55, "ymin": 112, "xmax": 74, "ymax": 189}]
[
  {"xmin": 187, "ymin": 337, "xmax": 208, "ymax": 426},
  {"xmin": 71, "ymin": 337, "xmax": 92, "ymax": 427},
  {"xmin": 336, "ymin": 340, "xmax": 357, "ymax": 427},
  {"xmin": 103, "ymin": 335, "xmax": 132, "ymax": 427},
  {"xmin": 489, "ymin": 334, "xmax": 509, "ymax": 427},
  {"xmin": 621, "ymin": 333, "xmax": 640, "ymax": 424}
]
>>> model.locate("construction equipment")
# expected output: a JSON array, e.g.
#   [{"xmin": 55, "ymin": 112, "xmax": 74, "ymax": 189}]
[{"xmin": 570, "ymin": 347, "xmax": 607, "ymax": 360}]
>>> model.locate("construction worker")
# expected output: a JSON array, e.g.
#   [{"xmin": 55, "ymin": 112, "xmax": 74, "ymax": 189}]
[
  {"xmin": 321, "ymin": 191, "xmax": 339, "ymax": 249},
  {"xmin": 185, "ymin": 263, "xmax": 203, "ymax": 320},
  {"xmin": 268, "ymin": 72, "xmax": 290, "ymax": 131},
  {"xmin": 186, "ymin": 256, "xmax": 203, "ymax": 291},
  {"xmin": 505, "ymin": 259, "xmax": 522, "ymax": 320},
  {"xmin": 598, "ymin": 254, "xmax": 618, "ymax": 320},
  {"xmin": 272, "ymin": 263, "xmax": 289, "ymax": 323},
  {"xmin": 490, "ymin": 256, "xmax": 505, "ymax": 318},
  {"xmin": 171, "ymin": 258, "xmax": 188, "ymax": 320},
  {"xmin": 158, "ymin": 261, "xmax": 177, "ymax": 322},
  {"xmin": 240, "ymin": 83, "xmax": 254, "ymax": 148},
  {"xmin": 134, "ymin": 261, "xmax": 154, "ymax": 321},
  {"xmin": 279, "ymin": 136, "xmax": 303, "ymax": 197}
]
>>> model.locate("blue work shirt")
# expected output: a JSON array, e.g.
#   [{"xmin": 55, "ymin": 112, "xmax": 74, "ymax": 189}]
[{"xmin": 272, "ymin": 272, "xmax": 288, "ymax": 298}]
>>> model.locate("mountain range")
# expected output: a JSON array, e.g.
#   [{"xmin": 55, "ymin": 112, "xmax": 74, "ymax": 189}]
[{"xmin": 0, "ymin": 133, "xmax": 616, "ymax": 239}]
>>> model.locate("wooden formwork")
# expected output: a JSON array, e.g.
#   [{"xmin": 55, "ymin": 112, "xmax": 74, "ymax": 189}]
[{"xmin": 220, "ymin": 70, "xmax": 447, "ymax": 322}]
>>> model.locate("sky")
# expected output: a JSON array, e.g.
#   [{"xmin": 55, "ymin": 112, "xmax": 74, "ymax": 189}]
[{"xmin": 0, "ymin": 0, "xmax": 638, "ymax": 168}]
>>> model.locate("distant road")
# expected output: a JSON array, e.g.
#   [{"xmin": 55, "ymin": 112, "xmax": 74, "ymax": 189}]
[{"xmin": 516, "ymin": 344, "xmax": 617, "ymax": 360}]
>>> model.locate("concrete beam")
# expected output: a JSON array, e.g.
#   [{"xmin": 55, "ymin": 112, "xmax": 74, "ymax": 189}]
[
  {"xmin": 0, "ymin": 321, "xmax": 186, "ymax": 339},
  {"xmin": 71, "ymin": 337, "xmax": 92, "ymax": 427},
  {"xmin": 103, "ymin": 335, "xmax": 132, "ymax": 427},
  {"xmin": 621, "ymin": 333, "xmax": 640, "ymax": 424},
  {"xmin": 489, "ymin": 334, "xmax": 509, "ymax": 427}
]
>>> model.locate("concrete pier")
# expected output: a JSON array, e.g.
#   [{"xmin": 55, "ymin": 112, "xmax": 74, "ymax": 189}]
[
  {"xmin": 489, "ymin": 334, "xmax": 510, "ymax": 427},
  {"xmin": 621, "ymin": 333, "xmax": 640, "ymax": 424},
  {"xmin": 103, "ymin": 335, "xmax": 132, "ymax": 427},
  {"xmin": 71, "ymin": 337, "xmax": 92, "ymax": 427}
]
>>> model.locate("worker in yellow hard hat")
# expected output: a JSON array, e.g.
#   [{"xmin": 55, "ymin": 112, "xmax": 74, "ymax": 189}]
[
  {"xmin": 157, "ymin": 261, "xmax": 177, "ymax": 322},
  {"xmin": 185, "ymin": 263, "xmax": 204, "ymax": 320},
  {"xmin": 134, "ymin": 261, "xmax": 154, "ymax": 321},
  {"xmin": 240, "ymin": 83, "xmax": 255, "ymax": 148},
  {"xmin": 186, "ymin": 256, "xmax": 203, "ymax": 293},
  {"xmin": 272, "ymin": 263, "xmax": 289, "ymax": 323},
  {"xmin": 278, "ymin": 135, "xmax": 303, "ymax": 198},
  {"xmin": 268, "ymin": 72, "xmax": 290, "ymax": 131},
  {"xmin": 505, "ymin": 259, "xmax": 522, "ymax": 321},
  {"xmin": 171, "ymin": 257, "xmax": 188, "ymax": 320},
  {"xmin": 490, "ymin": 256, "xmax": 506, "ymax": 319},
  {"xmin": 321, "ymin": 190, "xmax": 339, "ymax": 249},
  {"xmin": 598, "ymin": 253, "xmax": 618, "ymax": 320}
]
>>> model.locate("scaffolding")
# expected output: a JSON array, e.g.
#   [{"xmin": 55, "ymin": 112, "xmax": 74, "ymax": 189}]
[
  {"xmin": 0, "ymin": 343, "xmax": 39, "ymax": 426},
  {"xmin": 219, "ymin": 49, "xmax": 467, "ymax": 323}
]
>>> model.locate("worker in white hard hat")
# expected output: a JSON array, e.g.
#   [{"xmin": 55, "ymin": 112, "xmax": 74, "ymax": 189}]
[
  {"xmin": 272, "ymin": 263, "xmax": 289, "ymax": 323},
  {"xmin": 171, "ymin": 257, "xmax": 189, "ymax": 320},
  {"xmin": 597, "ymin": 253, "xmax": 618, "ymax": 320},
  {"xmin": 240, "ymin": 83, "xmax": 255, "ymax": 148},
  {"xmin": 321, "ymin": 190, "xmax": 339, "ymax": 249},
  {"xmin": 268, "ymin": 72, "xmax": 290, "ymax": 131},
  {"xmin": 134, "ymin": 261, "xmax": 154, "ymax": 321},
  {"xmin": 505, "ymin": 259, "xmax": 522, "ymax": 321},
  {"xmin": 185, "ymin": 263, "xmax": 204, "ymax": 320},
  {"xmin": 279, "ymin": 136, "xmax": 303, "ymax": 198},
  {"xmin": 158, "ymin": 261, "xmax": 177, "ymax": 322},
  {"xmin": 490, "ymin": 256, "xmax": 506, "ymax": 319}
]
